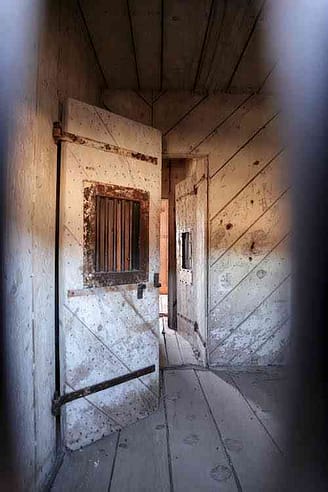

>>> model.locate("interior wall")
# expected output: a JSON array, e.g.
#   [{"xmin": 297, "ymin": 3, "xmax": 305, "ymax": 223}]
[
  {"xmin": 4, "ymin": 1, "xmax": 105, "ymax": 489},
  {"xmin": 103, "ymin": 90, "xmax": 290, "ymax": 367}
]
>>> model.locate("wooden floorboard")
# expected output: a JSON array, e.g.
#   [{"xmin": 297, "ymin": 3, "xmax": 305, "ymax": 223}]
[
  {"xmin": 110, "ymin": 397, "xmax": 170, "ymax": 492},
  {"xmin": 230, "ymin": 368, "xmax": 287, "ymax": 453},
  {"xmin": 164, "ymin": 369, "xmax": 238, "ymax": 491},
  {"xmin": 197, "ymin": 370, "xmax": 285, "ymax": 491},
  {"xmin": 164, "ymin": 330, "xmax": 183, "ymax": 367},
  {"xmin": 52, "ymin": 432, "xmax": 118, "ymax": 491},
  {"xmin": 52, "ymin": 367, "xmax": 288, "ymax": 491}
]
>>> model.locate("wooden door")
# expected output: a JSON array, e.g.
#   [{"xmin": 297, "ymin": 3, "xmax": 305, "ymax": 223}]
[
  {"xmin": 59, "ymin": 99, "xmax": 162, "ymax": 449},
  {"xmin": 176, "ymin": 161, "xmax": 207, "ymax": 365}
]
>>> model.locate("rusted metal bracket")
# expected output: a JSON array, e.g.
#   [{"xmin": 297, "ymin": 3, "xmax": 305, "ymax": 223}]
[
  {"xmin": 52, "ymin": 364, "xmax": 155, "ymax": 416},
  {"xmin": 194, "ymin": 322, "xmax": 207, "ymax": 348},
  {"xmin": 53, "ymin": 122, "xmax": 158, "ymax": 164}
]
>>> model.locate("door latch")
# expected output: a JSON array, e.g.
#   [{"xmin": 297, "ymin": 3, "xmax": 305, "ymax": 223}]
[
  {"xmin": 154, "ymin": 273, "xmax": 161, "ymax": 288},
  {"xmin": 137, "ymin": 283, "xmax": 146, "ymax": 299}
]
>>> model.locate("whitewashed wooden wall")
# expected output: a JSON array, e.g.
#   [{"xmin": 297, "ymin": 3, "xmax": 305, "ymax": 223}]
[
  {"xmin": 103, "ymin": 90, "xmax": 290, "ymax": 367},
  {"xmin": 4, "ymin": 1, "xmax": 105, "ymax": 489}
]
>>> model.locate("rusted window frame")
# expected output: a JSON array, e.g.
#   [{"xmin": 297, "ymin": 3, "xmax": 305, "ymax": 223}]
[{"xmin": 83, "ymin": 181, "xmax": 149, "ymax": 287}]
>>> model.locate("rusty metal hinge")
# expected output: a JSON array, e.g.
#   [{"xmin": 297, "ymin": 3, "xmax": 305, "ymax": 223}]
[
  {"xmin": 194, "ymin": 322, "xmax": 206, "ymax": 348},
  {"xmin": 51, "ymin": 364, "xmax": 155, "ymax": 417}
]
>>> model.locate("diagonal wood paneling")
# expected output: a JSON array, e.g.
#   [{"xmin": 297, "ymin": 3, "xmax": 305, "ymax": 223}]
[
  {"xmin": 161, "ymin": 93, "xmax": 248, "ymax": 155},
  {"xmin": 209, "ymin": 150, "xmax": 287, "ymax": 264},
  {"xmin": 205, "ymin": 0, "xmax": 264, "ymax": 91},
  {"xmin": 101, "ymin": 90, "xmax": 290, "ymax": 366},
  {"xmin": 229, "ymin": 0, "xmax": 276, "ymax": 93},
  {"xmin": 210, "ymin": 190, "xmax": 290, "ymax": 310},
  {"xmin": 152, "ymin": 90, "xmax": 205, "ymax": 135}
]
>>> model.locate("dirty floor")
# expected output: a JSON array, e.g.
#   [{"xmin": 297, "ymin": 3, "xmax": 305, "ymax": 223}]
[{"xmin": 52, "ymin": 365, "xmax": 286, "ymax": 491}]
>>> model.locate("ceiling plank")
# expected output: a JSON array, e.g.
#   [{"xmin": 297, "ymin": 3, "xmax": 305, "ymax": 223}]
[
  {"xmin": 163, "ymin": 0, "xmax": 212, "ymax": 90},
  {"xmin": 193, "ymin": 0, "xmax": 227, "ymax": 92},
  {"xmin": 229, "ymin": 1, "xmax": 275, "ymax": 93},
  {"xmin": 128, "ymin": 0, "xmax": 162, "ymax": 91},
  {"xmin": 80, "ymin": 0, "xmax": 137, "ymax": 89},
  {"xmin": 206, "ymin": 0, "xmax": 263, "ymax": 92}
]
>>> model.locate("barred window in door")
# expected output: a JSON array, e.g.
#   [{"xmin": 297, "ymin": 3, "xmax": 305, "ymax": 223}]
[{"xmin": 84, "ymin": 181, "xmax": 149, "ymax": 287}]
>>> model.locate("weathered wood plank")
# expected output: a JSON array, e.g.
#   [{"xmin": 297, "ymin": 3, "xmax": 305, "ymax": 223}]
[
  {"xmin": 176, "ymin": 334, "xmax": 199, "ymax": 366},
  {"xmin": 153, "ymin": 91, "xmax": 204, "ymax": 135},
  {"xmin": 203, "ymin": 94, "xmax": 278, "ymax": 179},
  {"xmin": 164, "ymin": 369, "xmax": 238, "ymax": 491},
  {"xmin": 209, "ymin": 235, "xmax": 290, "ymax": 363},
  {"xmin": 206, "ymin": 0, "xmax": 263, "ymax": 91},
  {"xmin": 231, "ymin": 369, "xmax": 287, "ymax": 452},
  {"xmin": 110, "ymin": 400, "xmax": 170, "ymax": 492},
  {"xmin": 219, "ymin": 279, "xmax": 291, "ymax": 366},
  {"xmin": 163, "ymin": 0, "xmax": 212, "ymax": 89},
  {"xmin": 129, "ymin": 0, "xmax": 162, "ymax": 90},
  {"xmin": 197, "ymin": 370, "xmax": 284, "ymax": 491},
  {"xmin": 209, "ymin": 151, "xmax": 287, "ymax": 265},
  {"xmin": 229, "ymin": 1, "xmax": 275, "ymax": 93},
  {"xmin": 103, "ymin": 90, "xmax": 152, "ymax": 126},
  {"xmin": 210, "ymin": 191, "xmax": 290, "ymax": 309},
  {"xmin": 164, "ymin": 330, "xmax": 183, "ymax": 366},
  {"xmin": 164, "ymin": 93, "xmax": 248, "ymax": 155},
  {"xmin": 52, "ymin": 432, "xmax": 119, "ymax": 491},
  {"xmin": 80, "ymin": 0, "xmax": 137, "ymax": 88}
]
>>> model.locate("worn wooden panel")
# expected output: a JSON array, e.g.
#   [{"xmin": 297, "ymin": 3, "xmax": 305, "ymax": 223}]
[
  {"xmin": 229, "ymin": 1, "xmax": 275, "ymax": 93},
  {"xmin": 111, "ymin": 398, "xmax": 170, "ymax": 491},
  {"xmin": 209, "ymin": 151, "xmax": 287, "ymax": 265},
  {"xmin": 163, "ymin": 0, "xmax": 212, "ymax": 90},
  {"xmin": 164, "ymin": 369, "xmax": 238, "ymax": 491},
  {"xmin": 176, "ymin": 164, "xmax": 207, "ymax": 365},
  {"xmin": 200, "ymin": 94, "xmax": 278, "ymax": 179},
  {"xmin": 231, "ymin": 369, "xmax": 287, "ymax": 452},
  {"xmin": 210, "ymin": 191, "xmax": 290, "ymax": 309},
  {"xmin": 160, "ymin": 199, "xmax": 169, "ymax": 294},
  {"xmin": 221, "ymin": 278, "xmax": 291, "ymax": 366},
  {"xmin": 209, "ymin": 235, "xmax": 290, "ymax": 364},
  {"xmin": 129, "ymin": 0, "xmax": 162, "ymax": 90},
  {"xmin": 52, "ymin": 433, "xmax": 118, "ymax": 491},
  {"xmin": 208, "ymin": 114, "xmax": 282, "ymax": 219},
  {"xmin": 164, "ymin": 93, "xmax": 248, "ymax": 155},
  {"xmin": 80, "ymin": 0, "xmax": 136, "ymax": 88},
  {"xmin": 206, "ymin": 0, "xmax": 263, "ymax": 91},
  {"xmin": 103, "ymin": 90, "xmax": 152, "ymax": 126},
  {"xmin": 153, "ymin": 91, "xmax": 205, "ymax": 135},
  {"xmin": 60, "ymin": 99, "xmax": 161, "ymax": 449},
  {"xmin": 197, "ymin": 370, "xmax": 284, "ymax": 490}
]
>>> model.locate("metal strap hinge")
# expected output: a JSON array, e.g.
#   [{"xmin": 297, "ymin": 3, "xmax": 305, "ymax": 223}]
[
  {"xmin": 52, "ymin": 122, "xmax": 157, "ymax": 164},
  {"xmin": 52, "ymin": 364, "xmax": 155, "ymax": 417}
]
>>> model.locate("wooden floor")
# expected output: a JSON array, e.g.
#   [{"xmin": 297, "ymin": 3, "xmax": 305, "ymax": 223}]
[
  {"xmin": 52, "ymin": 366, "xmax": 287, "ymax": 492},
  {"xmin": 159, "ymin": 294, "xmax": 201, "ymax": 368}
]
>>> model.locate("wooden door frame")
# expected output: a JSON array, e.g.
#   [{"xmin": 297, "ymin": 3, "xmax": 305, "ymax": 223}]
[{"xmin": 162, "ymin": 153, "xmax": 209, "ymax": 366}]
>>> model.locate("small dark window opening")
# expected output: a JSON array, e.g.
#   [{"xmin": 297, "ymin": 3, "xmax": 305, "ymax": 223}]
[
  {"xmin": 181, "ymin": 231, "xmax": 192, "ymax": 270},
  {"xmin": 84, "ymin": 181, "xmax": 149, "ymax": 287}
]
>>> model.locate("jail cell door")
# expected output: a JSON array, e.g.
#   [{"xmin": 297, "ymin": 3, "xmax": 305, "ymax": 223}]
[
  {"xmin": 59, "ymin": 98, "xmax": 161, "ymax": 449},
  {"xmin": 175, "ymin": 162, "xmax": 208, "ymax": 366}
]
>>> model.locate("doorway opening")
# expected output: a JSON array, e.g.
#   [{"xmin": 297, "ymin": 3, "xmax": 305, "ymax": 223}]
[{"xmin": 159, "ymin": 157, "xmax": 208, "ymax": 368}]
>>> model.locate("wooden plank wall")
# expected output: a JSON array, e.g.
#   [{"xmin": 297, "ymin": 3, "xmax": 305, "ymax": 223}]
[
  {"xmin": 103, "ymin": 90, "xmax": 290, "ymax": 367},
  {"xmin": 3, "ymin": 0, "xmax": 105, "ymax": 489}
]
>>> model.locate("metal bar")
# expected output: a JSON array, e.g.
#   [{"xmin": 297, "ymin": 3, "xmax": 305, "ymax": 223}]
[
  {"xmin": 53, "ymin": 122, "xmax": 157, "ymax": 164},
  {"xmin": 52, "ymin": 364, "xmax": 155, "ymax": 416}
]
